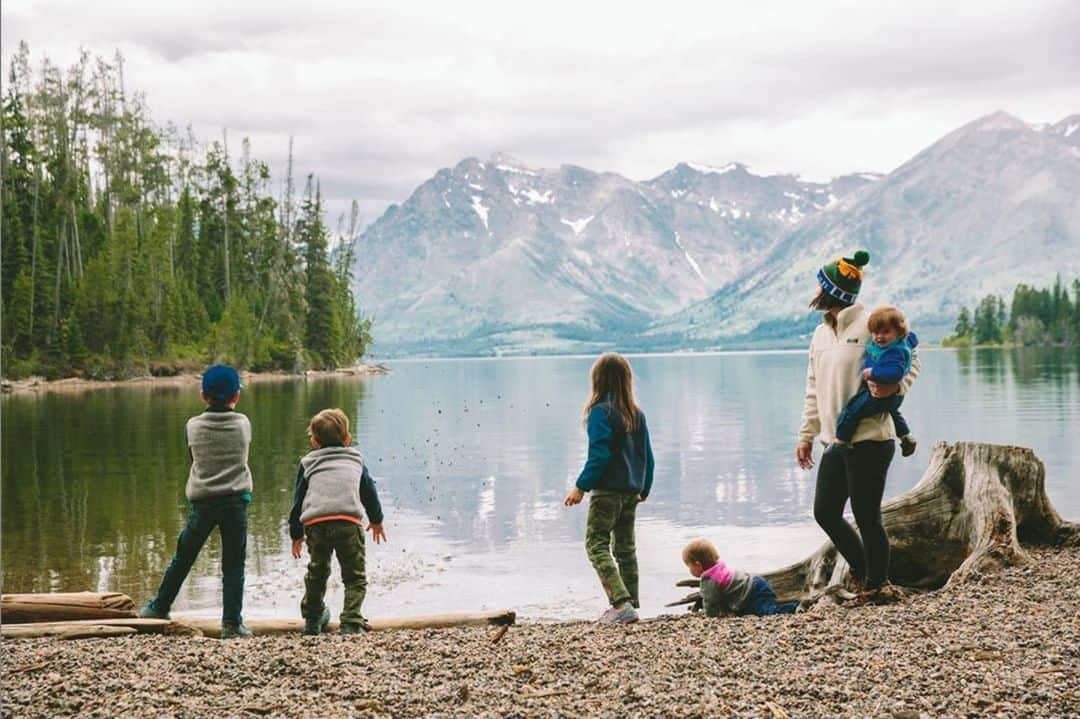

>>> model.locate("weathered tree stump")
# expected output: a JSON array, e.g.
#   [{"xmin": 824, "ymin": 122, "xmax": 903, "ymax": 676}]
[{"xmin": 674, "ymin": 442, "xmax": 1078, "ymax": 609}]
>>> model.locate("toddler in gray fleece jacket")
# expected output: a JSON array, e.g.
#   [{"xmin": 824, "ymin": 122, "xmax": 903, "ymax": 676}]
[
  {"xmin": 289, "ymin": 409, "xmax": 386, "ymax": 635},
  {"xmin": 682, "ymin": 539, "xmax": 798, "ymax": 617}
]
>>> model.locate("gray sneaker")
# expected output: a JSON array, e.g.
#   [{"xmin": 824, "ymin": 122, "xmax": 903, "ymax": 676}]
[
  {"xmin": 220, "ymin": 622, "xmax": 252, "ymax": 640},
  {"xmin": 598, "ymin": 603, "xmax": 639, "ymax": 624},
  {"xmin": 138, "ymin": 600, "xmax": 170, "ymax": 620},
  {"xmin": 303, "ymin": 608, "xmax": 331, "ymax": 636}
]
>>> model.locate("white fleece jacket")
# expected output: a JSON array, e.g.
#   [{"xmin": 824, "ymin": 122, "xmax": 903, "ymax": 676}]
[{"xmin": 797, "ymin": 303, "xmax": 920, "ymax": 446}]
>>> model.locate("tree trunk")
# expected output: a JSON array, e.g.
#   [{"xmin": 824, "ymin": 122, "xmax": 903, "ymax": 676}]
[{"xmin": 676, "ymin": 442, "xmax": 1078, "ymax": 609}]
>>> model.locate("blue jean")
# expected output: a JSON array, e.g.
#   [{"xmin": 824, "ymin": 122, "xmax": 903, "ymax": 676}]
[
  {"xmin": 148, "ymin": 495, "xmax": 248, "ymax": 624},
  {"xmin": 741, "ymin": 576, "xmax": 798, "ymax": 616},
  {"xmin": 835, "ymin": 384, "xmax": 910, "ymax": 442}
]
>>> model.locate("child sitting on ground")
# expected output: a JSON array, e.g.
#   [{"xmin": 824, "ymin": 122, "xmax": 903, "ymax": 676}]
[
  {"xmin": 828, "ymin": 305, "xmax": 919, "ymax": 457},
  {"xmin": 682, "ymin": 539, "xmax": 797, "ymax": 617},
  {"xmin": 289, "ymin": 408, "xmax": 387, "ymax": 635}
]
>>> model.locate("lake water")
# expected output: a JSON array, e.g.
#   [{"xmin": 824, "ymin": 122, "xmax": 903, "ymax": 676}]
[{"xmin": 3, "ymin": 347, "xmax": 1078, "ymax": 622}]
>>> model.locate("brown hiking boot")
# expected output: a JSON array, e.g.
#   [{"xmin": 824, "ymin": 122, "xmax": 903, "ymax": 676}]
[{"xmin": 847, "ymin": 583, "xmax": 905, "ymax": 606}]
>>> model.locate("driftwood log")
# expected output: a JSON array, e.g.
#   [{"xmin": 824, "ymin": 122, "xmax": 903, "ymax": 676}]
[
  {"xmin": 183, "ymin": 609, "xmax": 517, "ymax": 638},
  {"xmin": 672, "ymin": 442, "xmax": 1079, "ymax": 609},
  {"xmin": 60, "ymin": 626, "xmax": 137, "ymax": 640},
  {"xmin": 1, "ymin": 592, "xmax": 136, "ymax": 623},
  {"xmin": 1, "ymin": 610, "xmax": 517, "ymax": 639},
  {"xmin": 2, "ymin": 618, "xmax": 203, "ymax": 639}
]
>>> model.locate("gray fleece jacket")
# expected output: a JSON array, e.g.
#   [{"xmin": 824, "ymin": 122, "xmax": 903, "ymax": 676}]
[
  {"xmin": 699, "ymin": 561, "xmax": 755, "ymax": 616},
  {"xmin": 288, "ymin": 446, "xmax": 384, "ymax": 540}
]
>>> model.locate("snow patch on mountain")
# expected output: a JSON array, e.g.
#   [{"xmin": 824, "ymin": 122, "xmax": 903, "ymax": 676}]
[
  {"xmin": 673, "ymin": 232, "xmax": 706, "ymax": 282},
  {"xmin": 497, "ymin": 164, "xmax": 537, "ymax": 176},
  {"xmin": 522, "ymin": 188, "xmax": 552, "ymax": 204},
  {"xmin": 471, "ymin": 196, "xmax": 489, "ymax": 229},
  {"xmin": 687, "ymin": 162, "xmax": 737, "ymax": 175},
  {"xmin": 561, "ymin": 216, "xmax": 594, "ymax": 236}
]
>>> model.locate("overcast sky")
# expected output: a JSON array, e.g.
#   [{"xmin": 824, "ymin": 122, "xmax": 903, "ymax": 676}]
[{"xmin": 4, "ymin": 0, "xmax": 1078, "ymax": 227}]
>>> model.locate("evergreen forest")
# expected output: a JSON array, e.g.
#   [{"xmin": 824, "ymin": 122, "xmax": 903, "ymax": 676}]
[{"xmin": 2, "ymin": 44, "xmax": 371, "ymax": 380}]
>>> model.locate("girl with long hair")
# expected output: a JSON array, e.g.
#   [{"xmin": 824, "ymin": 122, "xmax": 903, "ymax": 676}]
[{"xmin": 564, "ymin": 353, "xmax": 655, "ymax": 623}]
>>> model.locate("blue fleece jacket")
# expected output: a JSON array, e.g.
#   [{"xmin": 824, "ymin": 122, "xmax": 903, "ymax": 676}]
[
  {"xmin": 864, "ymin": 331, "xmax": 920, "ymax": 385},
  {"xmin": 575, "ymin": 401, "xmax": 655, "ymax": 497}
]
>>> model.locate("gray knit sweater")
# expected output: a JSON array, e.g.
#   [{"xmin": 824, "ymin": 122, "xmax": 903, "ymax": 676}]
[{"xmin": 184, "ymin": 410, "xmax": 253, "ymax": 501}]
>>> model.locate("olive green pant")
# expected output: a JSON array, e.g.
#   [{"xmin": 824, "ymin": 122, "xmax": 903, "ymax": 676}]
[
  {"xmin": 301, "ymin": 520, "xmax": 367, "ymax": 625},
  {"xmin": 585, "ymin": 490, "xmax": 639, "ymax": 607}
]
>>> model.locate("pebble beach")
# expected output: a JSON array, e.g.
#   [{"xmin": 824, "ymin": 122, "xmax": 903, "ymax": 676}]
[{"xmin": 3, "ymin": 545, "xmax": 1077, "ymax": 718}]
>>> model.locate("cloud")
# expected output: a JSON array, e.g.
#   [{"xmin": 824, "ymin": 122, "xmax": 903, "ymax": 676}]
[{"xmin": 4, "ymin": 0, "xmax": 1077, "ymax": 226}]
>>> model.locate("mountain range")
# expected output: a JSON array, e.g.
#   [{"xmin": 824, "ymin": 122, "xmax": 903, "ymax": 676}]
[{"xmin": 350, "ymin": 112, "xmax": 1080, "ymax": 356}]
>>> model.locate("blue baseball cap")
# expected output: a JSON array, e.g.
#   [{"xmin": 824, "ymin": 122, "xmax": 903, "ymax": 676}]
[{"xmin": 202, "ymin": 364, "xmax": 242, "ymax": 401}]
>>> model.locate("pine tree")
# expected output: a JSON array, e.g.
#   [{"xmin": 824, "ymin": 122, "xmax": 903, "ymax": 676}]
[
  {"xmin": 299, "ymin": 178, "xmax": 338, "ymax": 368},
  {"xmin": 973, "ymin": 295, "xmax": 1002, "ymax": 345},
  {"xmin": 953, "ymin": 306, "xmax": 972, "ymax": 339}
]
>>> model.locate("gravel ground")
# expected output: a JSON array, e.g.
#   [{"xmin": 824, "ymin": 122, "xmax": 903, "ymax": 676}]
[{"xmin": 3, "ymin": 545, "xmax": 1078, "ymax": 718}]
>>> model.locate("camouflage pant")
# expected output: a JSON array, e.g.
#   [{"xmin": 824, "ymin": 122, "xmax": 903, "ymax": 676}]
[
  {"xmin": 301, "ymin": 520, "xmax": 367, "ymax": 625},
  {"xmin": 585, "ymin": 490, "xmax": 639, "ymax": 607}
]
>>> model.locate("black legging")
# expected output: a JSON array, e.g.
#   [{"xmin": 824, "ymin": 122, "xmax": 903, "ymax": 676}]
[{"xmin": 813, "ymin": 439, "xmax": 895, "ymax": 588}]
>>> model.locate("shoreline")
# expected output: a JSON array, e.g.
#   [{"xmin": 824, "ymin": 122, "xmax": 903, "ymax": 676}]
[
  {"xmin": 0, "ymin": 363, "xmax": 390, "ymax": 397},
  {"xmin": 5, "ymin": 343, "xmax": 1067, "ymax": 391},
  {"xmin": 3, "ymin": 544, "xmax": 1077, "ymax": 718}
]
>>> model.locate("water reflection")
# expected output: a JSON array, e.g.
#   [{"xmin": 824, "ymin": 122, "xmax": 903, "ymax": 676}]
[
  {"xmin": 2, "ymin": 379, "xmax": 366, "ymax": 600},
  {"xmin": 3, "ymin": 348, "xmax": 1078, "ymax": 618}
]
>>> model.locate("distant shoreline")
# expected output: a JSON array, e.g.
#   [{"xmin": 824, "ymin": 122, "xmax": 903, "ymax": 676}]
[
  {"xmin": 0, "ymin": 364, "xmax": 390, "ymax": 397},
  {"xmin": 3, "ymin": 344, "xmax": 1053, "ymax": 393},
  {"xmin": 381, "ymin": 344, "xmax": 970, "ymax": 362}
]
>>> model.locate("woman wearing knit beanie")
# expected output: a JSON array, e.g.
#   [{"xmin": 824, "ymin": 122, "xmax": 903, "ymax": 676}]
[{"xmin": 794, "ymin": 251, "xmax": 921, "ymax": 601}]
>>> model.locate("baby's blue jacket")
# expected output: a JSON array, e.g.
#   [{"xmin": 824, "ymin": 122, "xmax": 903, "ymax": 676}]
[{"xmin": 864, "ymin": 331, "xmax": 919, "ymax": 385}]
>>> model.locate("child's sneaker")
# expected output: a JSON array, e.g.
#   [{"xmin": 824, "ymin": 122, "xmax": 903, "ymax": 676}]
[
  {"xmin": 220, "ymin": 622, "xmax": 253, "ymax": 639},
  {"xmin": 339, "ymin": 621, "xmax": 369, "ymax": 635},
  {"xmin": 598, "ymin": 602, "xmax": 639, "ymax": 624},
  {"xmin": 303, "ymin": 608, "xmax": 331, "ymax": 636},
  {"xmin": 138, "ymin": 600, "xmax": 170, "ymax": 620},
  {"xmin": 900, "ymin": 435, "xmax": 917, "ymax": 457}
]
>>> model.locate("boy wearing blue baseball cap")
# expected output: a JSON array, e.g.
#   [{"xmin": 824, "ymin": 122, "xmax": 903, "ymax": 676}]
[{"xmin": 140, "ymin": 364, "xmax": 254, "ymax": 639}]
